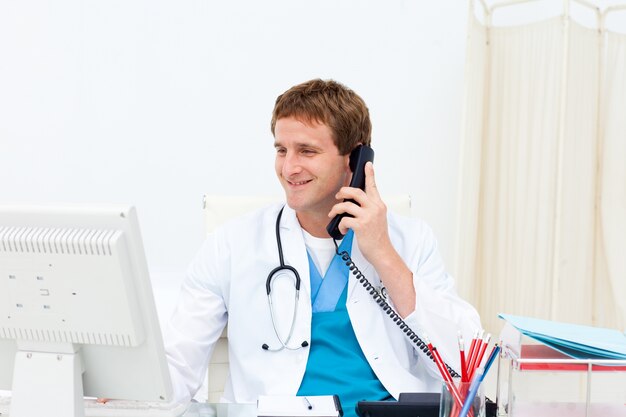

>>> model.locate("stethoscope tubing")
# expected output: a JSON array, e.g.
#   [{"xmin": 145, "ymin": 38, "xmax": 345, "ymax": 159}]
[{"xmin": 263, "ymin": 206, "xmax": 308, "ymax": 351}]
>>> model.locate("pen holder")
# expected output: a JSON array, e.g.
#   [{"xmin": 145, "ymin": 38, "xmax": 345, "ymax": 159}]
[{"xmin": 439, "ymin": 380, "xmax": 485, "ymax": 417}]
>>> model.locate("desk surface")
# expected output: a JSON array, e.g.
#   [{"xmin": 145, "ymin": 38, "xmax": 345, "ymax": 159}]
[
  {"xmin": 183, "ymin": 403, "xmax": 255, "ymax": 417},
  {"xmin": 0, "ymin": 399, "xmax": 257, "ymax": 417}
]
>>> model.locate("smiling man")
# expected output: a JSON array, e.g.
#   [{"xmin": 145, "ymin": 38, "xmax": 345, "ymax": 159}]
[{"xmin": 165, "ymin": 79, "xmax": 481, "ymax": 416}]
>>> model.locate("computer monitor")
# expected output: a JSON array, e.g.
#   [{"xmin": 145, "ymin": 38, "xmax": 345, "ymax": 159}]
[{"xmin": 0, "ymin": 205, "xmax": 173, "ymax": 417}]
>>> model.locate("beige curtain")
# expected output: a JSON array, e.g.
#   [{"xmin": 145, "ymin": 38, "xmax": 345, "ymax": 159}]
[
  {"xmin": 455, "ymin": 5, "xmax": 626, "ymax": 334},
  {"xmin": 595, "ymin": 29, "xmax": 626, "ymax": 328}
]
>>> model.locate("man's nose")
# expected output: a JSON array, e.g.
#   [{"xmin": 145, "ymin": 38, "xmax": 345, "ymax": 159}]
[{"xmin": 282, "ymin": 152, "xmax": 303, "ymax": 176}]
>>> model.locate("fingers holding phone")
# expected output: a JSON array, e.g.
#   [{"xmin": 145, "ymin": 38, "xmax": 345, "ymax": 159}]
[
  {"xmin": 326, "ymin": 145, "xmax": 374, "ymax": 239},
  {"xmin": 329, "ymin": 162, "xmax": 392, "ymax": 262}
]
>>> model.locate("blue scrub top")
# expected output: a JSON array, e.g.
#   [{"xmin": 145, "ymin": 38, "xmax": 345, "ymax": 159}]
[{"xmin": 297, "ymin": 231, "xmax": 391, "ymax": 417}]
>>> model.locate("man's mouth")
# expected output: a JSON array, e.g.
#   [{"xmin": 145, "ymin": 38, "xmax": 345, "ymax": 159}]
[{"xmin": 287, "ymin": 179, "xmax": 313, "ymax": 186}]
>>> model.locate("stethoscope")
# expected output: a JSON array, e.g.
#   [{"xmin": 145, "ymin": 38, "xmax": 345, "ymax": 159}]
[
  {"xmin": 261, "ymin": 206, "xmax": 310, "ymax": 352},
  {"xmin": 258, "ymin": 207, "xmax": 458, "ymax": 376}
]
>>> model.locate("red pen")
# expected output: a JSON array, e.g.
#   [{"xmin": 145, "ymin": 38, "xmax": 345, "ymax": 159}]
[
  {"xmin": 459, "ymin": 332, "xmax": 468, "ymax": 383},
  {"xmin": 466, "ymin": 330, "xmax": 482, "ymax": 377},
  {"xmin": 469, "ymin": 333, "xmax": 491, "ymax": 381},
  {"xmin": 466, "ymin": 331, "xmax": 479, "ymax": 367},
  {"xmin": 425, "ymin": 335, "xmax": 463, "ymax": 408}
]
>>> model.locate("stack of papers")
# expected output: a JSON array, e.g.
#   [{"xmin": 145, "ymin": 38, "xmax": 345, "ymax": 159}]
[{"xmin": 499, "ymin": 313, "xmax": 626, "ymax": 360}]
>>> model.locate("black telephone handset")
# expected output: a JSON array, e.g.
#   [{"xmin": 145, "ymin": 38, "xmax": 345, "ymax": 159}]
[{"xmin": 326, "ymin": 144, "xmax": 375, "ymax": 240}]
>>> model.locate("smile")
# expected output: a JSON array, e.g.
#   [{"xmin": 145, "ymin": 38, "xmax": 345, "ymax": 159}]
[{"xmin": 287, "ymin": 179, "xmax": 312, "ymax": 186}]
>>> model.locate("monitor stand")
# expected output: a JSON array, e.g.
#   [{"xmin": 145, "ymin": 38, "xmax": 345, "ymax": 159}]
[{"xmin": 11, "ymin": 342, "xmax": 85, "ymax": 417}]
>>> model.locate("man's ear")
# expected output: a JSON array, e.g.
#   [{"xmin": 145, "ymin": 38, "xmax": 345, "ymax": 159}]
[
  {"xmin": 342, "ymin": 154, "xmax": 353, "ymax": 187},
  {"xmin": 343, "ymin": 153, "xmax": 353, "ymax": 175}
]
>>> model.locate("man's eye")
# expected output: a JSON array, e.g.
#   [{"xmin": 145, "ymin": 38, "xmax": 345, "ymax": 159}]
[
  {"xmin": 301, "ymin": 149, "xmax": 316, "ymax": 155},
  {"xmin": 276, "ymin": 148, "xmax": 286, "ymax": 155}
]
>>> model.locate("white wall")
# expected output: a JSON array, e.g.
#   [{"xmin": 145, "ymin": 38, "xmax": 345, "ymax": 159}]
[{"xmin": 0, "ymin": 0, "xmax": 470, "ymax": 321}]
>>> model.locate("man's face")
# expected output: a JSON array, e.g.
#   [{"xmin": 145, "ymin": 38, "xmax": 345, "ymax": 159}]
[{"xmin": 274, "ymin": 117, "xmax": 350, "ymax": 215}]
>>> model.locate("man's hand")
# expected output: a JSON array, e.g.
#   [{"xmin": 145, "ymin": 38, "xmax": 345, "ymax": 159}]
[
  {"xmin": 328, "ymin": 162, "xmax": 416, "ymax": 317},
  {"xmin": 328, "ymin": 162, "xmax": 392, "ymax": 261}
]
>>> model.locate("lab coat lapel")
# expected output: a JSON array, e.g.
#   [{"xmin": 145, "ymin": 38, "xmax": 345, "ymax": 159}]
[{"xmin": 347, "ymin": 232, "xmax": 373, "ymax": 301}]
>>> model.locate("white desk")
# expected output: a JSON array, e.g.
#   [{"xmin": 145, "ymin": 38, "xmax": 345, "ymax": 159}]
[
  {"xmin": 183, "ymin": 403, "xmax": 255, "ymax": 417},
  {"xmin": 0, "ymin": 399, "xmax": 256, "ymax": 417}
]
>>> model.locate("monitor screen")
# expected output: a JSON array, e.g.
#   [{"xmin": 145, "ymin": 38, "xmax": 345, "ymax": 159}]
[{"xmin": 0, "ymin": 205, "xmax": 172, "ymax": 416}]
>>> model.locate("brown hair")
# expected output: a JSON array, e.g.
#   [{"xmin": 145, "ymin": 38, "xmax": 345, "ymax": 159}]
[{"xmin": 270, "ymin": 79, "xmax": 372, "ymax": 155}]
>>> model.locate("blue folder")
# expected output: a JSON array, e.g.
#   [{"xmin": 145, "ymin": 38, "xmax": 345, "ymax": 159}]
[{"xmin": 499, "ymin": 313, "xmax": 626, "ymax": 360}]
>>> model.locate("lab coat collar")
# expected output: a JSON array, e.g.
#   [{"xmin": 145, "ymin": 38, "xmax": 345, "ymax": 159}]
[{"xmin": 277, "ymin": 204, "xmax": 300, "ymax": 232}]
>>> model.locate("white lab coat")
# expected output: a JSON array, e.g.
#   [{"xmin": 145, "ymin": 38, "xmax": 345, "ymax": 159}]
[{"xmin": 164, "ymin": 203, "xmax": 481, "ymax": 403}]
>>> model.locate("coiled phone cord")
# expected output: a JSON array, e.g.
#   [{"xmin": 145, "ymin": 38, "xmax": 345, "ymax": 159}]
[{"xmin": 333, "ymin": 240, "xmax": 461, "ymax": 379}]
